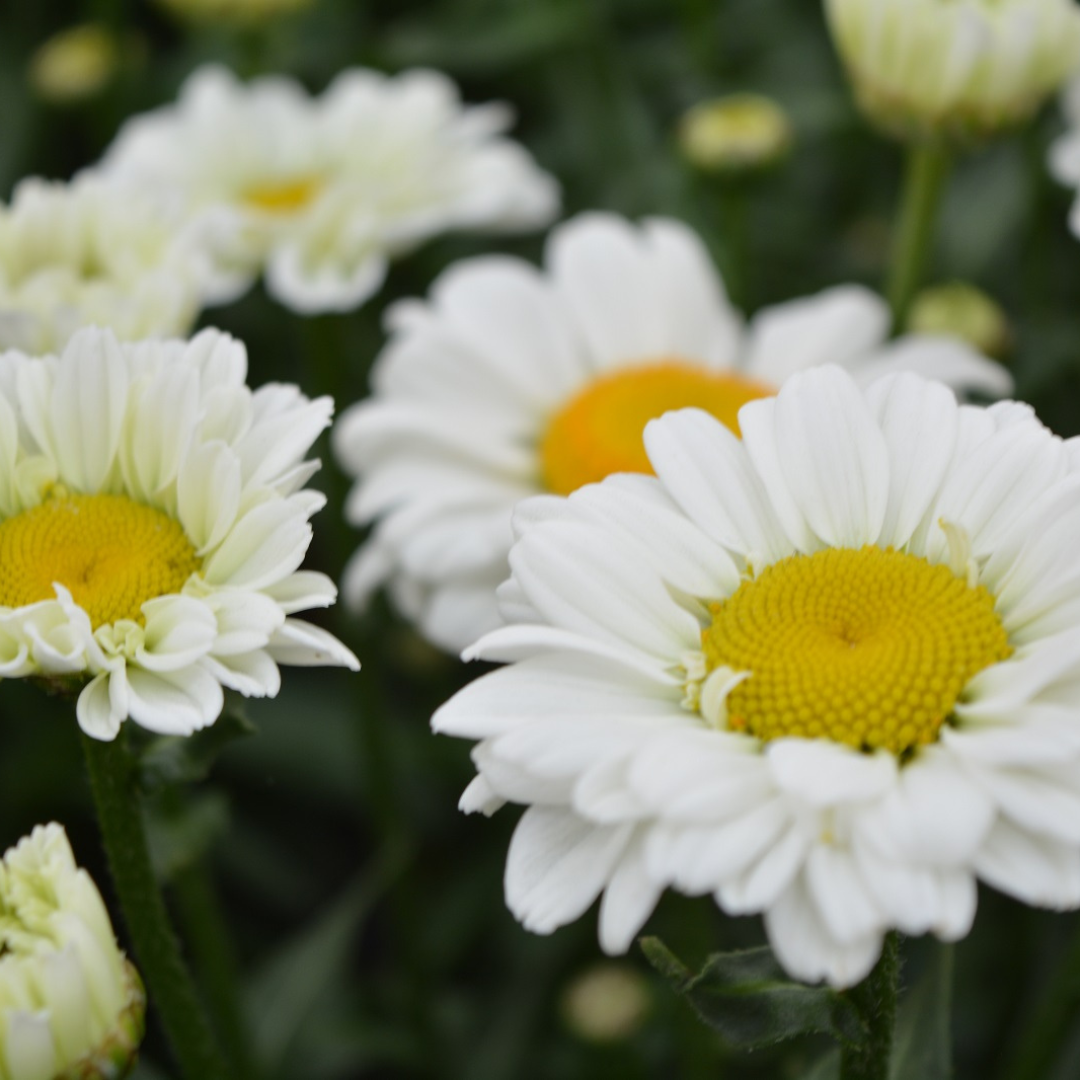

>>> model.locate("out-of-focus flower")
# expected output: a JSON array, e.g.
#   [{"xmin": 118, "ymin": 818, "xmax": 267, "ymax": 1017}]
[
  {"xmin": 28, "ymin": 24, "xmax": 119, "ymax": 106},
  {"xmin": 0, "ymin": 823, "xmax": 144, "ymax": 1079},
  {"xmin": 678, "ymin": 94, "xmax": 793, "ymax": 174},
  {"xmin": 0, "ymin": 175, "xmax": 206, "ymax": 355},
  {"xmin": 334, "ymin": 212, "xmax": 1012, "ymax": 653},
  {"xmin": 0, "ymin": 325, "xmax": 358, "ymax": 741},
  {"xmin": 561, "ymin": 964, "xmax": 652, "ymax": 1043},
  {"xmin": 102, "ymin": 65, "xmax": 559, "ymax": 314},
  {"xmin": 433, "ymin": 366, "xmax": 1080, "ymax": 988},
  {"xmin": 907, "ymin": 282, "xmax": 1011, "ymax": 360},
  {"xmin": 825, "ymin": 0, "xmax": 1080, "ymax": 142},
  {"xmin": 154, "ymin": 0, "xmax": 315, "ymax": 23},
  {"xmin": 1049, "ymin": 77, "xmax": 1080, "ymax": 238}
]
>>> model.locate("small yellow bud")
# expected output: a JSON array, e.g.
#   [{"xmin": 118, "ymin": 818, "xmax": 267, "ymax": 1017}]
[
  {"xmin": 560, "ymin": 963, "xmax": 652, "ymax": 1043},
  {"xmin": 678, "ymin": 94, "xmax": 793, "ymax": 175},
  {"xmin": 907, "ymin": 282, "xmax": 1011, "ymax": 360},
  {"xmin": 29, "ymin": 25, "xmax": 119, "ymax": 106}
]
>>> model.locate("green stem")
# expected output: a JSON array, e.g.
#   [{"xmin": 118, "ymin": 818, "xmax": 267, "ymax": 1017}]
[
  {"xmin": 886, "ymin": 143, "xmax": 951, "ymax": 331},
  {"xmin": 82, "ymin": 732, "xmax": 230, "ymax": 1080},
  {"xmin": 173, "ymin": 860, "xmax": 258, "ymax": 1080},
  {"xmin": 998, "ymin": 916, "xmax": 1080, "ymax": 1080},
  {"xmin": 840, "ymin": 933, "xmax": 901, "ymax": 1080}
]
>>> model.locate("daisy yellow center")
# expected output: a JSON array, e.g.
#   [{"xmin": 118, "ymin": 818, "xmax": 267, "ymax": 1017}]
[
  {"xmin": 0, "ymin": 492, "xmax": 201, "ymax": 629},
  {"xmin": 540, "ymin": 361, "xmax": 774, "ymax": 495},
  {"xmin": 242, "ymin": 177, "xmax": 320, "ymax": 215},
  {"xmin": 701, "ymin": 546, "xmax": 1012, "ymax": 755}
]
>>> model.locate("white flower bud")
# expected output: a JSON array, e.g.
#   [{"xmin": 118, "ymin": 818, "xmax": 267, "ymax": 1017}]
[
  {"xmin": 0, "ymin": 824, "xmax": 144, "ymax": 1080},
  {"xmin": 28, "ymin": 25, "xmax": 119, "ymax": 106},
  {"xmin": 826, "ymin": 0, "xmax": 1080, "ymax": 143}
]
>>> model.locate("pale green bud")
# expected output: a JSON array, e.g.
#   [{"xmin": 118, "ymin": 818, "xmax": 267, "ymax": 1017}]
[
  {"xmin": 0, "ymin": 825, "xmax": 143, "ymax": 1080},
  {"xmin": 678, "ymin": 94, "xmax": 793, "ymax": 174},
  {"xmin": 907, "ymin": 282, "xmax": 1011, "ymax": 359},
  {"xmin": 560, "ymin": 963, "xmax": 652, "ymax": 1043},
  {"xmin": 826, "ymin": 0, "xmax": 1080, "ymax": 143},
  {"xmin": 28, "ymin": 26, "xmax": 119, "ymax": 106}
]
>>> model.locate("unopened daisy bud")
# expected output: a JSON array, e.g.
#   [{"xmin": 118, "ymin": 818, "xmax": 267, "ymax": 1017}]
[
  {"xmin": 826, "ymin": 0, "xmax": 1080, "ymax": 143},
  {"xmin": 29, "ymin": 24, "xmax": 119, "ymax": 106},
  {"xmin": 907, "ymin": 282, "xmax": 1012, "ymax": 359},
  {"xmin": 560, "ymin": 964, "xmax": 652, "ymax": 1043},
  {"xmin": 678, "ymin": 94, "xmax": 793, "ymax": 174},
  {"xmin": 0, "ymin": 823, "xmax": 145, "ymax": 1079},
  {"xmin": 154, "ymin": 0, "xmax": 315, "ymax": 23}
]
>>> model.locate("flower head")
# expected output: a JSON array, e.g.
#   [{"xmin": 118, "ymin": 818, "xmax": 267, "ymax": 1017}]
[
  {"xmin": 678, "ymin": 94, "xmax": 793, "ymax": 174},
  {"xmin": 433, "ymin": 366, "xmax": 1080, "ymax": 988},
  {"xmin": 0, "ymin": 175, "xmax": 206, "ymax": 355},
  {"xmin": 334, "ymin": 213, "xmax": 1011, "ymax": 653},
  {"xmin": 28, "ymin": 24, "xmax": 120, "ymax": 106},
  {"xmin": 826, "ymin": 0, "xmax": 1080, "ymax": 142},
  {"xmin": 0, "ymin": 823, "xmax": 144, "ymax": 1079},
  {"xmin": 102, "ymin": 65, "xmax": 559, "ymax": 313},
  {"xmin": 0, "ymin": 325, "xmax": 358, "ymax": 741}
]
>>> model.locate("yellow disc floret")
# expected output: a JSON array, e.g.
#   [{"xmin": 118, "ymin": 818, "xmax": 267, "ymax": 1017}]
[
  {"xmin": 702, "ymin": 546, "xmax": 1012, "ymax": 755},
  {"xmin": 0, "ymin": 492, "xmax": 201, "ymax": 629},
  {"xmin": 540, "ymin": 361, "xmax": 774, "ymax": 496},
  {"xmin": 242, "ymin": 177, "xmax": 320, "ymax": 215}
]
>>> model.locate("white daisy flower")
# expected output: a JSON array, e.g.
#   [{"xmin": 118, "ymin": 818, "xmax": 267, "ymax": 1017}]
[
  {"xmin": 0, "ymin": 823, "xmax": 144, "ymax": 1079},
  {"xmin": 334, "ymin": 213, "xmax": 1012, "ymax": 653},
  {"xmin": 826, "ymin": 0, "xmax": 1080, "ymax": 141},
  {"xmin": 0, "ymin": 325, "xmax": 358, "ymax": 741},
  {"xmin": 433, "ymin": 366, "xmax": 1080, "ymax": 988},
  {"xmin": 0, "ymin": 174, "xmax": 205, "ymax": 355},
  {"xmin": 101, "ymin": 64, "xmax": 559, "ymax": 314}
]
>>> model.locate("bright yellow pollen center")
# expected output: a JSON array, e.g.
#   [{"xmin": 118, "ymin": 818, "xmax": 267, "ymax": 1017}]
[
  {"xmin": 0, "ymin": 492, "xmax": 201, "ymax": 629},
  {"xmin": 702, "ymin": 546, "xmax": 1013, "ymax": 755},
  {"xmin": 540, "ymin": 361, "xmax": 774, "ymax": 496},
  {"xmin": 242, "ymin": 177, "xmax": 320, "ymax": 214}
]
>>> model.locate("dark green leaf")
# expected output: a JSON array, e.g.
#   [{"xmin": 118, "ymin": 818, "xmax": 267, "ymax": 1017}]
[
  {"xmin": 889, "ymin": 943, "xmax": 953, "ymax": 1080},
  {"xmin": 641, "ymin": 937, "xmax": 867, "ymax": 1050}
]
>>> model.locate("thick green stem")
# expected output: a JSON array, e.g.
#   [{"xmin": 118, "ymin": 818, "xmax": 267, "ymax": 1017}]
[
  {"xmin": 173, "ymin": 860, "xmax": 258, "ymax": 1080},
  {"xmin": 82, "ymin": 732, "xmax": 230, "ymax": 1080},
  {"xmin": 887, "ymin": 143, "xmax": 951, "ymax": 331},
  {"xmin": 840, "ymin": 933, "xmax": 901, "ymax": 1080}
]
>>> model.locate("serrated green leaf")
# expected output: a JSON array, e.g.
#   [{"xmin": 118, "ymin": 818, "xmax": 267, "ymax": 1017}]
[
  {"xmin": 137, "ymin": 707, "xmax": 256, "ymax": 791},
  {"xmin": 641, "ymin": 937, "xmax": 868, "ymax": 1050},
  {"xmin": 889, "ymin": 944, "xmax": 953, "ymax": 1080}
]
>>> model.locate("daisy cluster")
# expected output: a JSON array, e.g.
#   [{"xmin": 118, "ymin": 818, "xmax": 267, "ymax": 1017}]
[{"xmin": 7, "ymin": 1, "xmax": 1080, "ymax": 1065}]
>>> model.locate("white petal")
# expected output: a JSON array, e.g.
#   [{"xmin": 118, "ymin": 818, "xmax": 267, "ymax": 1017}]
[
  {"xmin": 598, "ymin": 830, "xmax": 663, "ymax": 954},
  {"xmin": 975, "ymin": 817, "xmax": 1080, "ymax": 909},
  {"xmin": 508, "ymin": 521, "xmax": 702, "ymax": 662},
  {"xmin": 864, "ymin": 372, "xmax": 959, "ymax": 548},
  {"xmin": 201, "ymin": 498, "xmax": 312, "ymax": 589},
  {"xmin": 126, "ymin": 665, "xmax": 224, "ymax": 735},
  {"xmin": 805, "ymin": 844, "xmax": 883, "ymax": 945},
  {"xmin": 765, "ymin": 873, "xmax": 883, "ymax": 989},
  {"xmin": 504, "ymin": 806, "xmax": 633, "ymax": 935},
  {"xmin": 75, "ymin": 674, "xmax": 123, "ymax": 741},
  {"xmin": 767, "ymin": 740, "xmax": 897, "ymax": 807},
  {"xmin": 267, "ymin": 618, "xmax": 360, "ymax": 669}
]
